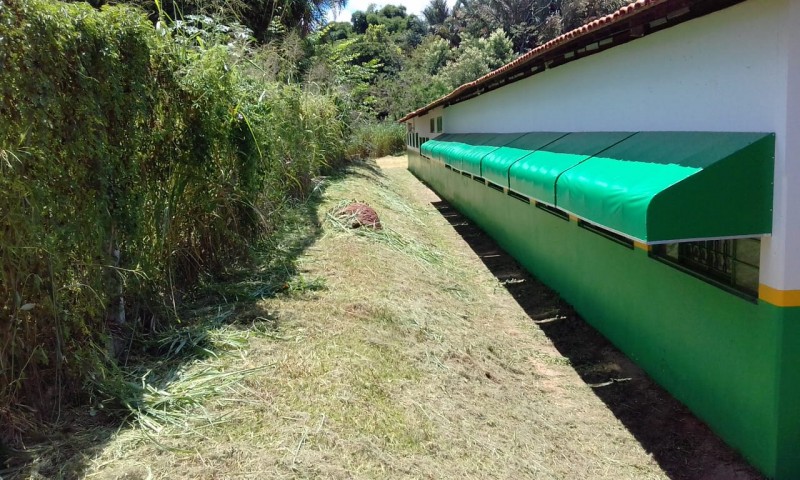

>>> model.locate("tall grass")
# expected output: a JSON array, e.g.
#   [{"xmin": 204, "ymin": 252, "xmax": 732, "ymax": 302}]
[
  {"xmin": 346, "ymin": 121, "xmax": 407, "ymax": 159},
  {"xmin": 0, "ymin": 0, "xmax": 346, "ymax": 444}
]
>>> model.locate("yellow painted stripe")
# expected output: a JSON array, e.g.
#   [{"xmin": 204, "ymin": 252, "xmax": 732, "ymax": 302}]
[
  {"xmin": 634, "ymin": 241, "xmax": 651, "ymax": 252},
  {"xmin": 758, "ymin": 284, "xmax": 800, "ymax": 307},
  {"xmin": 568, "ymin": 214, "xmax": 579, "ymax": 223}
]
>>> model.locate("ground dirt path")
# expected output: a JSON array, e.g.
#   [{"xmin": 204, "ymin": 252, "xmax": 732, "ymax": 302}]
[{"xmin": 79, "ymin": 155, "xmax": 761, "ymax": 480}]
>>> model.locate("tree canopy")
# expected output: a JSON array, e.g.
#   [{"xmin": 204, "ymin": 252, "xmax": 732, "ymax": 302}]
[{"xmin": 69, "ymin": 0, "xmax": 630, "ymax": 119}]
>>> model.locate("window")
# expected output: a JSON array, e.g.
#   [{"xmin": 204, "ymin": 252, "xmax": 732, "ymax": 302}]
[
  {"xmin": 436, "ymin": 116, "xmax": 443, "ymax": 133},
  {"xmin": 430, "ymin": 118, "xmax": 435, "ymax": 133},
  {"xmin": 651, "ymin": 238, "xmax": 760, "ymax": 298}
]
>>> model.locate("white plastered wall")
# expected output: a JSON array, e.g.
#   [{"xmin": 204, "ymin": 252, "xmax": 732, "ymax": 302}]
[
  {"xmin": 442, "ymin": 0, "xmax": 799, "ymax": 292},
  {"xmin": 410, "ymin": 107, "xmax": 445, "ymax": 150}
]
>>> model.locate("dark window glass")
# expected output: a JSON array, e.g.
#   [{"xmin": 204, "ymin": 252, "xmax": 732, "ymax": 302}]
[
  {"xmin": 507, "ymin": 190, "xmax": 529, "ymax": 203},
  {"xmin": 535, "ymin": 202, "xmax": 569, "ymax": 220},
  {"xmin": 578, "ymin": 220, "xmax": 634, "ymax": 248},
  {"xmin": 652, "ymin": 238, "xmax": 760, "ymax": 297},
  {"xmin": 436, "ymin": 117, "xmax": 443, "ymax": 133}
]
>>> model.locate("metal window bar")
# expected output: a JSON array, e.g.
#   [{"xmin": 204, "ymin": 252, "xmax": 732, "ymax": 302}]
[{"xmin": 653, "ymin": 239, "xmax": 760, "ymax": 297}]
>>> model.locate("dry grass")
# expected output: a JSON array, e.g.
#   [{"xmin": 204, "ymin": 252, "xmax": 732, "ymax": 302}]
[{"xmin": 24, "ymin": 155, "xmax": 676, "ymax": 479}]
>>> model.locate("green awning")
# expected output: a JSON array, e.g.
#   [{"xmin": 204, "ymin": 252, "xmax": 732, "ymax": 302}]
[
  {"xmin": 436, "ymin": 134, "xmax": 501, "ymax": 171},
  {"xmin": 508, "ymin": 132, "xmax": 634, "ymax": 204},
  {"xmin": 480, "ymin": 133, "xmax": 567, "ymax": 187},
  {"xmin": 420, "ymin": 133, "xmax": 456, "ymax": 160},
  {"xmin": 416, "ymin": 131, "xmax": 775, "ymax": 243},
  {"xmin": 456, "ymin": 133, "xmax": 526, "ymax": 176},
  {"xmin": 556, "ymin": 132, "xmax": 775, "ymax": 243}
]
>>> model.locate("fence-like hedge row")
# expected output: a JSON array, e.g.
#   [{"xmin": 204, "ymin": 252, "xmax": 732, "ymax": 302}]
[{"xmin": 0, "ymin": 0, "xmax": 346, "ymax": 442}]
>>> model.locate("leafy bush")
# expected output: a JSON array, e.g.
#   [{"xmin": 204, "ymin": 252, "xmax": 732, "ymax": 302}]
[{"xmin": 0, "ymin": 0, "xmax": 345, "ymax": 442}]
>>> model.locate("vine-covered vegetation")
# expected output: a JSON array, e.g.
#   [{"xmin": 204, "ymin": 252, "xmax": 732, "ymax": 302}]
[{"xmin": 0, "ymin": 0, "xmax": 350, "ymax": 443}]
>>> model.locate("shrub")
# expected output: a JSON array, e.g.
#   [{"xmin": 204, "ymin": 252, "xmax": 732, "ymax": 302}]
[{"xmin": 0, "ymin": 0, "xmax": 346, "ymax": 442}]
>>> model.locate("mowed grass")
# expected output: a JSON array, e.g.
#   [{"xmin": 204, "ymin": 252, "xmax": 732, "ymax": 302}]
[{"xmin": 65, "ymin": 157, "xmax": 668, "ymax": 479}]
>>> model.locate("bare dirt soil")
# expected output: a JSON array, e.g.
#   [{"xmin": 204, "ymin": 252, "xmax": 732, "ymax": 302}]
[{"xmin": 14, "ymin": 155, "xmax": 763, "ymax": 480}]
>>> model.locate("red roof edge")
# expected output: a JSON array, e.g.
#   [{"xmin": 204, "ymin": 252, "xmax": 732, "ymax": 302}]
[{"xmin": 399, "ymin": 0, "xmax": 741, "ymax": 123}]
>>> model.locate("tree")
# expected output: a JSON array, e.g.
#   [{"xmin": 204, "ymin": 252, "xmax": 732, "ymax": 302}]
[
  {"xmin": 414, "ymin": 36, "xmax": 451, "ymax": 75},
  {"xmin": 351, "ymin": 10, "xmax": 369, "ymax": 34},
  {"xmin": 537, "ymin": 12, "xmax": 563, "ymax": 44},
  {"xmin": 436, "ymin": 28, "xmax": 514, "ymax": 88},
  {"xmin": 240, "ymin": 0, "xmax": 349, "ymax": 40},
  {"xmin": 560, "ymin": 0, "xmax": 629, "ymax": 31},
  {"xmin": 351, "ymin": 24, "xmax": 403, "ymax": 75},
  {"xmin": 350, "ymin": 4, "xmax": 426, "ymax": 49},
  {"xmin": 71, "ymin": 0, "xmax": 348, "ymax": 41},
  {"xmin": 448, "ymin": 0, "xmax": 556, "ymax": 52},
  {"xmin": 319, "ymin": 21, "xmax": 354, "ymax": 42},
  {"xmin": 422, "ymin": 0, "xmax": 450, "ymax": 30}
]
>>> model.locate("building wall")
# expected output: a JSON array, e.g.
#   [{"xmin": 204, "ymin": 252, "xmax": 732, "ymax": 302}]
[
  {"xmin": 443, "ymin": 0, "xmax": 800, "ymax": 297},
  {"xmin": 408, "ymin": 150, "xmax": 800, "ymax": 479},
  {"xmin": 406, "ymin": 107, "xmax": 444, "ymax": 151},
  {"xmin": 407, "ymin": 0, "xmax": 800, "ymax": 477},
  {"xmin": 446, "ymin": 0, "xmax": 785, "ymax": 134}
]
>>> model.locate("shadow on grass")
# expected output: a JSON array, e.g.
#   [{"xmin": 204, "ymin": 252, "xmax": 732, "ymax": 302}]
[
  {"xmin": 0, "ymin": 164, "xmax": 374, "ymax": 479},
  {"xmin": 429, "ymin": 198, "xmax": 764, "ymax": 480}
]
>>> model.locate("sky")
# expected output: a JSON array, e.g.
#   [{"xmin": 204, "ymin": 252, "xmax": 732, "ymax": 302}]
[{"xmin": 325, "ymin": 0, "xmax": 453, "ymax": 23}]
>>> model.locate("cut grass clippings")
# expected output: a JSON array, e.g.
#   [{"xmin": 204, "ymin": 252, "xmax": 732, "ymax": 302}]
[{"xmin": 15, "ymin": 157, "xmax": 682, "ymax": 479}]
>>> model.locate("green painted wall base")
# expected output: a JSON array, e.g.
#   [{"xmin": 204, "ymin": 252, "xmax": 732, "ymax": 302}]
[{"xmin": 408, "ymin": 150, "xmax": 800, "ymax": 479}]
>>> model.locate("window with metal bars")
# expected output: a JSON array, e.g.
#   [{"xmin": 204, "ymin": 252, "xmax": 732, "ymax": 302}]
[
  {"xmin": 651, "ymin": 238, "xmax": 760, "ymax": 298},
  {"xmin": 436, "ymin": 116, "xmax": 443, "ymax": 133}
]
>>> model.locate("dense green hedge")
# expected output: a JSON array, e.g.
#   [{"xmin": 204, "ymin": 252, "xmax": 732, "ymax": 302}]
[{"xmin": 0, "ymin": 0, "xmax": 345, "ymax": 441}]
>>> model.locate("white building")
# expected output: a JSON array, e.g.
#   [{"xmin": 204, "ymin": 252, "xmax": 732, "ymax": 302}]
[{"xmin": 402, "ymin": 1, "xmax": 800, "ymax": 478}]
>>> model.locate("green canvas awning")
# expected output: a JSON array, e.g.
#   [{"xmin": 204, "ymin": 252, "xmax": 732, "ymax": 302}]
[
  {"xmin": 456, "ymin": 133, "xmax": 526, "ymax": 176},
  {"xmin": 480, "ymin": 132, "xmax": 567, "ymax": 187},
  {"xmin": 556, "ymin": 132, "xmax": 775, "ymax": 243},
  {"xmin": 508, "ymin": 132, "xmax": 634, "ymax": 204},
  {"xmin": 420, "ymin": 133, "xmax": 456, "ymax": 160},
  {"xmin": 437, "ymin": 134, "xmax": 501, "ymax": 171},
  {"xmin": 415, "ymin": 131, "xmax": 774, "ymax": 243}
]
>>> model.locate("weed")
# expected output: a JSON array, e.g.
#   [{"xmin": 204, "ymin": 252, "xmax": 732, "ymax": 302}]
[{"xmin": 346, "ymin": 121, "xmax": 406, "ymax": 159}]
